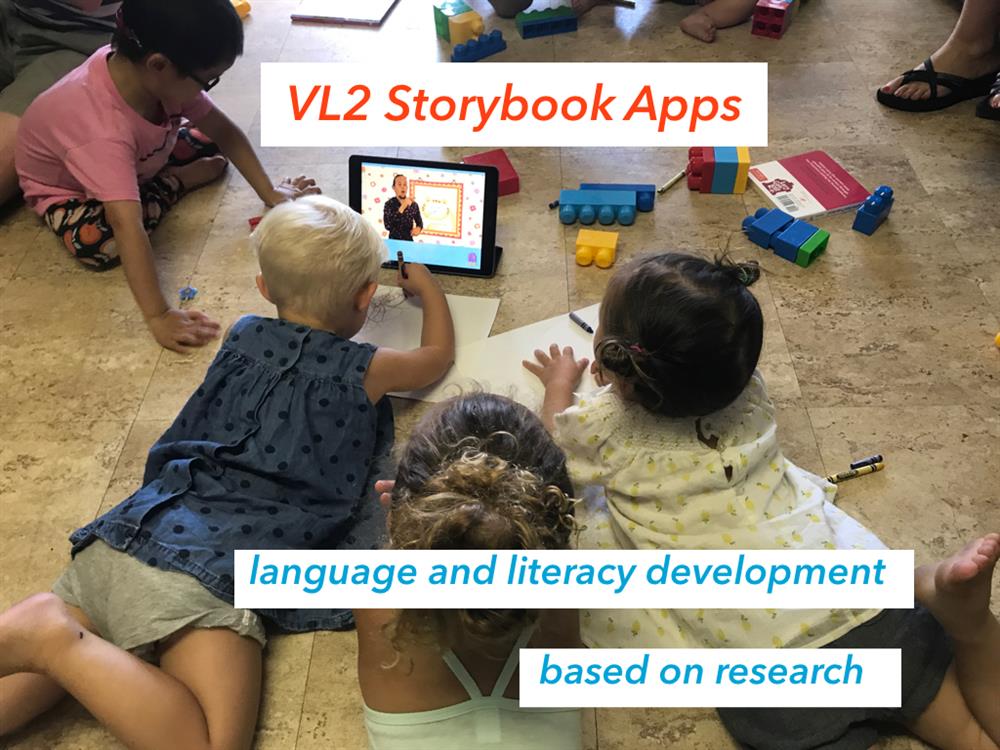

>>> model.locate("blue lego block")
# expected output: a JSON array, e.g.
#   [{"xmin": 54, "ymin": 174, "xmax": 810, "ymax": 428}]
[
  {"xmin": 710, "ymin": 147, "xmax": 739, "ymax": 194},
  {"xmin": 179, "ymin": 286, "xmax": 198, "ymax": 302},
  {"xmin": 558, "ymin": 188, "xmax": 637, "ymax": 226},
  {"xmin": 852, "ymin": 185, "xmax": 893, "ymax": 236},
  {"xmin": 772, "ymin": 219, "xmax": 819, "ymax": 262},
  {"xmin": 579, "ymin": 183, "xmax": 656, "ymax": 212},
  {"xmin": 741, "ymin": 207, "xmax": 794, "ymax": 248},
  {"xmin": 451, "ymin": 30, "xmax": 506, "ymax": 62},
  {"xmin": 516, "ymin": 6, "xmax": 577, "ymax": 39}
]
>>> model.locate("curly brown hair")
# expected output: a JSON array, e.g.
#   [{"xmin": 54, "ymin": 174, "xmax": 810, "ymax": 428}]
[{"xmin": 386, "ymin": 393, "xmax": 576, "ymax": 656}]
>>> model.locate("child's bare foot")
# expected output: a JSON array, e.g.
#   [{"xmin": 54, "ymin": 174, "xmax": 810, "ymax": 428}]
[
  {"xmin": 680, "ymin": 9, "xmax": 716, "ymax": 42},
  {"xmin": 166, "ymin": 155, "xmax": 228, "ymax": 193},
  {"xmin": 0, "ymin": 594, "xmax": 87, "ymax": 676},
  {"xmin": 915, "ymin": 533, "xmax": 1000, "ymax": 644}
]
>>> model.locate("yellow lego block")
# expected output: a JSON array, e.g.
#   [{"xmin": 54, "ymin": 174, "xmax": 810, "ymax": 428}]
[
  {"xmin": 449, "ymin": 10, "xmax": 485, "ymax": 45},
  {"xmin": 576, "ymin": 228, "xmax": 618, "ymax": 268},
  {"xmin": 231, "ymin": 0, "xmax": 251, "ymax": 18},
  {"xmin": 733, "ymin": 146, "xmax": 751, "ymax": 194}
]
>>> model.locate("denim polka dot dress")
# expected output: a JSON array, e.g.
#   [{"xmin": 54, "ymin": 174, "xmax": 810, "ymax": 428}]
[{"xmin": 69, "ymin": 315, "xmax": 394, "ymax": 632}]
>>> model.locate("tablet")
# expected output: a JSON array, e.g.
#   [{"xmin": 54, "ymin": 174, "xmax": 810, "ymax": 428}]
[{"xmin": 349, "ymin": 155, "xmax": 501, "ymax": 278}]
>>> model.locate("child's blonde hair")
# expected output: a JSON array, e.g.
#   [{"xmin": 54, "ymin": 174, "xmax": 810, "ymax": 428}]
[{"xmin": 251, "ymin": 196, "xmax": 386, "ymax": 324}]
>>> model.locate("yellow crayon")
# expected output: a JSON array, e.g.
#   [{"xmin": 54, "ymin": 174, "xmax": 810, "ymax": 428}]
[{"xmin": 826, "ymin": 462, "xmax": 884, "ymax": 484}]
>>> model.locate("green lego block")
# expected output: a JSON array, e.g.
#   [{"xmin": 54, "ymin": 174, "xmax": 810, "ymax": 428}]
[
  {"xmin": 795, "ymin": 228, "xmax": 830, "ymax": 267},
  {"xmin": 434, "ymin": 0, "xmax": 472, "ymax": 41}
]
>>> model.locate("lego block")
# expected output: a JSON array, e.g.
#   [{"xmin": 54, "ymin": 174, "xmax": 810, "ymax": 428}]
[
  {"xmin": 852, "ymin": 185, "xmax": 894, "ymax": 236},
  {"xmin": 516, "ymin": 6, "xmax": 577, "ymax": 39},
  {"xmin": 772, "ymin": 219, "xmax": 819, "ymax": 262},
  {"xmin": 248, "ymin": 215, "xmax": 262, "ymax": 231},
  {"xmin": 448, "ymin": 10, "xmax": 485, "ymax": 45},
  {"xmin": 434, "ymin": 0, "xmax": 473, "ymax": 41},
  {"xmin": 558, "ymin": 189, "xmax": 637, "ymax": 226},
  {"xmin": 734, "ymin": 146, "xmax": 751, "ymax": 194},
  {"xmin": 751, "ymin": 0, "xmax": 798, "ymax": 39},
  {"xmin": 179, "ymin": 286, "xmax": 198, "ymax": 302},
  {"xmin": 711, "ymin": 147, "xmax": 740, "ymax": 194},
  {"xmin": 579, "ymin": 183, "xmax": 656, "ymax": 212},
  {"xmin": 451, "ymin": 29, "xmax": 506, "ymax": 62},
  {"xmin": 231, "ymin": 0, "xmax": 251, "ymax": 19},
  {"xmin": 463, "ymin": 148, "xmax": 519, "ymax": 195},
  {"xmin": 741, "ymin": 207, "xmax": 794, "ymax": 248},
  {"xmin": 795, "ymin": 229, "xmax": 829, "ymax": 267},
  {"xmin": 575, "ymin": 229, "xmax": 618, "ymax": 268},
  {"xmin": 686, "ymin": 147, "xmax": 716, "ymax": 193}
]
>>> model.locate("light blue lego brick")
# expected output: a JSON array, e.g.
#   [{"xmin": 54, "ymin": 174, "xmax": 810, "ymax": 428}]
[
  {"xmin": 772, "ymin": 219, "xmax": 819, "ymax": 262},
  {"xmin": 559, "ymin": 188, "xmax": 637, "ymax": 226},
  {"xmin": 579, "ymin": 183, "xmax": 656, "ymax": 212},
  {"xmin": 710, "ymin": 147, "xmax": 739, "ymax": 193},
  {"xmin": 741, "ymin": 207, "xmax": 794, "ymax": 249}
]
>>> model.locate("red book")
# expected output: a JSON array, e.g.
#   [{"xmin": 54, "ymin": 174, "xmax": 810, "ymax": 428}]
[
  {"xmin": 748, "ymin": 150, "xmax": 871, "ymax": 219},
  {"xmin": 462, "ymin": 149, "xmax": 519, "ymax": 196}
]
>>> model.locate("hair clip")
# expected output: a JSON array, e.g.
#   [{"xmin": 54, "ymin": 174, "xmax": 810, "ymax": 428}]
[
  {"xmin": 737, "ymin": 261, "xmax": 760, "ymax": 286},
  {"xmin": 628, "ymin": 344, "xmax": 645, "ymax": 354}
]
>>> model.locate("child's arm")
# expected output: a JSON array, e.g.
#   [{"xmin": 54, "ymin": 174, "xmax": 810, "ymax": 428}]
[
  {"xmin": 104, "ymin": 201, "xmax": 220, "ymax": 352},
  {"xmin": 364, "ymin": 263, "xmax": 455, "ymax": 402},
  {"xmin": 523, "ymin": 344, "xmax": 590, "ymax": 433},
  {"xmin": 191, "ymin": 106, "xmax": 320, "ymax": 207}
]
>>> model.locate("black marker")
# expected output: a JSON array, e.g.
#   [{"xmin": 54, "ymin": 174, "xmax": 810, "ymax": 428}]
[
  {"xmin": 569, "ymin": 312, "xmax": 594, "ymax": 334},
  {"xmin": 397, "ymin": 250, "xmax": 408, "ymax": 279},
  {"xmin": 849, "ymin": 454, "xmax": 883, "ymax": 470}
]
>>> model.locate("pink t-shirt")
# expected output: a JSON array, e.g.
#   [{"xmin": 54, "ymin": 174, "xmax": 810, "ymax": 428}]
[{"xmin": 15, "ymin": 45, "xmax": 214, "ymax": 215}]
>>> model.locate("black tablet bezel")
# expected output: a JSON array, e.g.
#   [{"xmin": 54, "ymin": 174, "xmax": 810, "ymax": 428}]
[{"xmin": 348, "ymin": 154, "xmax": 500, "ymax": 278}]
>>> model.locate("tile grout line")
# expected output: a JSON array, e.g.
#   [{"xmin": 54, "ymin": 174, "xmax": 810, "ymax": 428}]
[{"xmin": 291, "ymin": 634, "xmax": 318, "ymax": 750}]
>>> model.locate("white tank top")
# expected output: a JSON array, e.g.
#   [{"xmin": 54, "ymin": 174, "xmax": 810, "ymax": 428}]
[{"xmin": 363, "ymin": 627, "xmax": 582, "ymax": 750}]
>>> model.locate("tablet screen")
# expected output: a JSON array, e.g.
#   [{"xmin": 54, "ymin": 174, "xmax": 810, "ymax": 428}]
[{"xmin": 356, "ymin": 159, "xmax": 489, "ymax": 273}]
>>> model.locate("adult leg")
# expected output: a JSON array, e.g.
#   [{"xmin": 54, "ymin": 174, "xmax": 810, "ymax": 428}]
[
  {"xmin": 0, "ymin": 593, "xmax": 262, "ymax": 750},
  {"xmin": 910, "ymin": 534, "xmax": 1000, "ymax": 746},
  {"xmin": 881, "ymin": 0, "xmax": 1000, "ymax": 103}
]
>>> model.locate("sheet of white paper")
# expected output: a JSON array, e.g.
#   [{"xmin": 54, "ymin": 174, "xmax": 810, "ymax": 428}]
[
  {"xmin": 409, "ymin": 304, "xmax": 601, "ymax": 408},
  {"xmin": 354, "ymin": 287, "xmax": 501, "ymax": 399},
  {"xmin": 356, "ymin": 286, "xmax": 500, "ymax": 350}
]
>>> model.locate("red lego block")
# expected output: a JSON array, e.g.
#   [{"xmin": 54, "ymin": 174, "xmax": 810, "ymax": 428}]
[
  {"xmin": 686, "ymin": 147, "xmax": 716, "ymax": 194},
  {"xmin": 249, "ymin": 215, "xmax": 262, "ymax": 231},
  {"xmin": 752, "ymin": 0, "xmax": 797, "ymax": 39},
  {"xmin": 463, "ymin": 148, "xmax": 519, "ymax": 196}
]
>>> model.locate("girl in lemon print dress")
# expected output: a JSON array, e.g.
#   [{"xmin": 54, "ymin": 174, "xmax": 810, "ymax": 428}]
[{"xmin": 524, "ymin": 253, "xmax": 1000, "ymax": 750}]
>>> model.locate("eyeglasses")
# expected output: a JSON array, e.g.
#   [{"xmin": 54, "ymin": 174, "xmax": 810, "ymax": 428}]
[{"xmin": 181, "ymin": 68, "xmax": 222, "ymax": 92}]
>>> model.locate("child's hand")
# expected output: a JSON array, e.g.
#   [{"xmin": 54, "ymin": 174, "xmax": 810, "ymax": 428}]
[
  {"xmin": 267, "ymin": 175, "xmax": 321, "ymax": 206},
  {"xmin": 374, "ymin": 479, "xmax": 395, "ymax": 509},
  {"xmin": 397, "ymin": 262, "xmax": 439, "ymax": 298},
  {"xmin": 147, "ymin": 308, "xmax": 221, "ymax": 353},
  {"xmin": 524, "ymin": 344, "xmax": 589, "ymax": 390}
]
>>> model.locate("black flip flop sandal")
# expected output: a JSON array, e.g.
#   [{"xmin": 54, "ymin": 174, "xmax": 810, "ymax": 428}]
[
  {"xmin": 975, "ymin": 73, "xmax": 1000, "ymax": 121},
  {"xmin": 876, "ymin": 57, "xmax": 999, "ymax": 112}
]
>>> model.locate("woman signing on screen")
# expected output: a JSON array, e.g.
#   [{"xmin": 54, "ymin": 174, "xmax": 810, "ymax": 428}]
[{"xmin": 383, "ymin": 174, "xmax": 423, "ymax": 241}]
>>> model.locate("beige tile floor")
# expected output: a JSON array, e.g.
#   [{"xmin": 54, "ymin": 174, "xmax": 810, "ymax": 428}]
[{"xmin": 1, "ymin": 0, "xmax": 999, "ymax": 747}]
